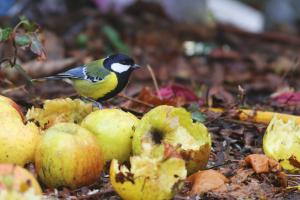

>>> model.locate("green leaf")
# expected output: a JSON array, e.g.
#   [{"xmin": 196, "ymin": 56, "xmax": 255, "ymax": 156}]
[
  {"xmin": 15, "ymin": 34, "xmax": 31, "ymax": 46},
  {"xmin": 102, "ymin": 25, "xmax": 129, "ymax": 54},
  {"xmin": 19, "ymin": 15, "xmax": 38, "ymax": 32},
  {"xmin": 29, "ymin": 33, "xmax": 46, "ymax": 59},
  {"xmin": 0, "ymin": 27, "xmax": 12, "ymax": 42},
  {"xmin": 76, "ymin": 33, "xmax": 88, "ymax": 48},
  {"xmin": 188, "ymin": 103, "xmax": 206, "ymax": 123},
  {"xmin": 19, "ymin": 15, "xmax": 30, "ymax": 26},
  {"xmin": 191, "ymin": 110, "xmax": 206, "ymax": 123},
  {"xmin": 13, "ymin": 64, "xmax": 33, "ymax": 84}
]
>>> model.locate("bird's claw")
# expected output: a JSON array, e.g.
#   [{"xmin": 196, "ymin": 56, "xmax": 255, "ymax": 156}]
[{"xmin": 79, "ymin": 97, "xmax": 103, "ymax": 109}]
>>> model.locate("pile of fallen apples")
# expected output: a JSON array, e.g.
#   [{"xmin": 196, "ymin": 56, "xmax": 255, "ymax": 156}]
[{"xmin": 0, "ymin": 95, "xmax": 212, "ymax": 199}]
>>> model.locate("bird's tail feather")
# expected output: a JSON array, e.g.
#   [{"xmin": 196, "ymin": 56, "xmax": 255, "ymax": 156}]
[{"xmin": 32, "ymin": 75, "xmax": 69, "ymax": 82}]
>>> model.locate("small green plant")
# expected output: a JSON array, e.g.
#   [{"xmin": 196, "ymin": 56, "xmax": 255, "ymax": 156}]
[{"xmin": 0, "ymin": 16, "xmax": 46, "ymax": 83}]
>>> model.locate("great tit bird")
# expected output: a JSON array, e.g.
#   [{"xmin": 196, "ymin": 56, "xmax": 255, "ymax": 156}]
[{"xmin": 44, "ymin": 53, "xmax": 140, "ymax": 101}]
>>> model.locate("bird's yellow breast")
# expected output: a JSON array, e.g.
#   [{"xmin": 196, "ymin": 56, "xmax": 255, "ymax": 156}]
[{"xmin": 73, "ymin": 73, "xmax": 118, "ymax": 100}]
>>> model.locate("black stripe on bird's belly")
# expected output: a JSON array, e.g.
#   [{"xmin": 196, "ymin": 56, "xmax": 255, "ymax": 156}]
[{"xmin": 96, "ymin": 73, "xmax": 130, "ymax": 101}]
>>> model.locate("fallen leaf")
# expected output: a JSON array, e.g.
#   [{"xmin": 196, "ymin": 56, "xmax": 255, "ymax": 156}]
[
  {"xmin": 187, "ymin": 169, "xmax": 228, "ymax": 195},
  {"xmin": 138, "ymin": 87, "xmax": 182, "ymax": 106},
  {"xmin": 244, "ymin": 154, "xmax": 281, "ymax": 173},
  {"xmin": 158, "ymin": 84, "xmax": 198, "ymax": 102},
  {"xmin": 271, "ymin": 91, "xmax": 300, "ymax": 105}
]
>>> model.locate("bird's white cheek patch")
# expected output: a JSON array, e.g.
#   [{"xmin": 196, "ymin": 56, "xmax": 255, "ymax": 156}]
[{"xmin": 111, "ymin": 63, "xmax": 131, "ymax": 73}]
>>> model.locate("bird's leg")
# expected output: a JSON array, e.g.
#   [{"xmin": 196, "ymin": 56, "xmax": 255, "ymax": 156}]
[{"xmin": 79, "ymin": 96, "xmax": 103, "ymax": 109}]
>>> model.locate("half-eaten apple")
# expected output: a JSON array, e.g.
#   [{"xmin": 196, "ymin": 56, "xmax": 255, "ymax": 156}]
[
  {"xmin": 110, "ymin": 155, "xmax": 187, "ymax": 200},
  {"xmin": 132, "ymin": 105, "xmax": 211, "ymax": 174}
]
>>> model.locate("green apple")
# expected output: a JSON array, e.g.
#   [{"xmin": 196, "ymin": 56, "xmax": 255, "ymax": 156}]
[
  {"xmin": 35, "ymin": 123, "xmax": 103, "ymax": 189},
  {"xmin": 81, "ymin": 109, "xmax": 139, "ymax": 162},
  {"xmin": 110, "ymin": 155, "xmax": 187, "ymax": 200},
  {"xmin": 132, "ymin": 105, "xmax": 211, "ymax": 174}
]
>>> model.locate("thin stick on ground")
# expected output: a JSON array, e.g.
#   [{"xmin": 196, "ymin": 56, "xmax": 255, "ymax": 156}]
[
  {"xmin": 206, "ymin": 160, "xmax": 240, "ymax": 170},
  {"xmin": 147, "ymin": 64, "xmax": 161, "ymax": 99},
  {"xmin": 118, "ymin": 93, "xmax": 154, "ymax": 108},
  {"xmin": 1, "ymin": 85, "xmax": 28, "ymax": 95}
]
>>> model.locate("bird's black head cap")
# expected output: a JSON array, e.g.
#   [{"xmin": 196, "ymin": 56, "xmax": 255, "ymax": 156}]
[{"xmin": 103, "ymin": 53, "xmax": 139, "ymax": 73}]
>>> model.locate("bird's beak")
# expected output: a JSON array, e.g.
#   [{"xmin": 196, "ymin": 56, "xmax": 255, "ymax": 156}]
[{"xmin": 133, "ymin": 64, "xmax": 140, "ymax": 69}]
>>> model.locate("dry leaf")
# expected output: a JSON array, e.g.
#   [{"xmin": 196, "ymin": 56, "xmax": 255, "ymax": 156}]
[
  {"xmin": 244, "ymin": 154, "xmax": 281, "ymax": 173},
  {"xmin": 187, "ymin": 169, "xmax": 228, "ymax": 195}
]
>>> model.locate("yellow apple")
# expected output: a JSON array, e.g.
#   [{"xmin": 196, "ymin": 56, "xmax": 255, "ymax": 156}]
[
  {"xmin": 35, "ymin": 123, "xmax": 104, "ymax": 189},
  {"xmin": 26, "ymin": 98, "xmax": 94, "ymax": 129},
  {"xmin": 264, "ymin": 117, "xmax": 300, "ymax": 172},
  {"xmin": 0, "ymin": 95, "xmax": 23, "ymax": 120},
  {"xmin": 0, "ymin": 164, "xmax": 42, "ymax": 195},
  {"xmin": 132, "ymin": 105, "xmax": 211, "ymax": 174},
  {"xmin": 81, "ymin": 109, "xmax": 139, "ymax": 162},
  {"xmin": 110, "ymin": 155, "xmax": 187, "ymax": 200},
  {"xmin": 0, "ymin": 96, "xmax": 40, "ymax": 166}
]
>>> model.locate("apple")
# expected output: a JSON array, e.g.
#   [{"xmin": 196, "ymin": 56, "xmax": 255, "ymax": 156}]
[
  {"xmin": 110, "ymin": 155, "xmax": 187, "ymax": 200},
  {"xmin": 81, "ymin": 109, "xmax": 139, "ymax": 162},
  {"xmin": 0, "ymin": 189, "xmax": 41, "ymax": 200},
  {"xmin": 263, "ymin": 117, "xmax": 300, "ymax": 172},
  {"xmin": 0, "ymin": 98, "xmax": 40, "ymax": 166},
  {"xmin": 132, "ymin": 105, "xmax": 211, "ymax": 174},
  {"xmin": 0, "ymin": 95, "xmax": 23, "ymax": 119},
  {"xmin": 0, "ymin": 164, "xmax": 42, "ymax": 195},
  {"xmin": 26, "ymin": 98, "xmax": 94, "ymax": 129},
  {"xmin": 35, "ymin": 123, "xmax": 104, "ymax": 189}
]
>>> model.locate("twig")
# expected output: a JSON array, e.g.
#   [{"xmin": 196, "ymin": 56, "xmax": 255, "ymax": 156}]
[
  {"xmin": 287, "ymin": 174, "xmax": 300, "ymax": 177},
  {"xmin": 118, "ymin": 93, "xmax": 154, "ymax": 108},
  {"xmin": 120, "ymin": 106, "xmax": 144, "ymax": 117},
  {"xmin": 0, "ymin": 58, "xmax": 14, "ymax": 67},
  {"xmin": 146, "ymin": 64, "xmax": 161, "ymax": 99},
  {"xmin": 206, "ymin": 160, "xmax": 240, "ymax": 169},
  {"xmin": 1, "ymin": 84, "xmax": 27, "ymax": 94}
]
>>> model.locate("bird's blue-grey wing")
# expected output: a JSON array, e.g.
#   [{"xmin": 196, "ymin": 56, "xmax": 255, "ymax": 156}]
[
  {"xmin": 55, "ymin": 66, "xmax": 86, "ymax": 79},
  {"xmin": 41, "ymin": 66, "xmax": 87, "ymax": 81}
]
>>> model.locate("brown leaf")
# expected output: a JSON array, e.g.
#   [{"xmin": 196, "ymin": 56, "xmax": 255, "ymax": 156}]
[
  {"xmin": 288, "ymin": 155, "xmax": 300, "ymax": 168},
  {"xmin": 187, "ymin": 169, "xmax": 229, "ymax": 195},
  {"xmin": 244, "ymin": 154, "xmax": 281, "ymax": 173}
]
